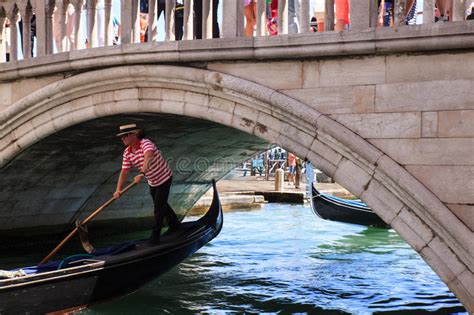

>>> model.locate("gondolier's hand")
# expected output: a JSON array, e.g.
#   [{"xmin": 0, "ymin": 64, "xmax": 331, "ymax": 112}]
[
  {"xmin": 133, "ymin": 174, "xmax": 145, "ymax": 184},
  {"xmin": 113, "ymin": 190, "xmax": 122, "ymax": 199}
]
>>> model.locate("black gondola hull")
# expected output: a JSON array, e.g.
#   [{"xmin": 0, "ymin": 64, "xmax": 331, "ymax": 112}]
[
  {"xmin": 311, "ymin": 184, "xmax": 390, "ymax": 228},
  {"xmin": 0, "ymin": 181, "xmax": 223, "ymax": 314}
]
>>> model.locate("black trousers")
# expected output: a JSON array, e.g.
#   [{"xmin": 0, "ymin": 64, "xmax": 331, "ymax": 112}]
[
  {"xmin": 194, "ymin": 0, "xmax": 220, "ymax": 39},
  {"xmin": 149, "ymin": 176, "xmax": 180, "ymax": 240}
]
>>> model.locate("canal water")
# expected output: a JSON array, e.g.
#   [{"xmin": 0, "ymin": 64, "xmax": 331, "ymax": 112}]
[
  {"xmin": 0, "ymin": 203, "xmax": 467, "ymax": 314},
  {"xmin": 78, "ymin": 203, "xmax": 466, "ymax": 315}
]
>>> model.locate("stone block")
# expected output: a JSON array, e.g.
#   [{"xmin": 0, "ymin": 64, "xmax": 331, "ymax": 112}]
[
  {"xmin": 420, "ymin": 244, "xmax": 457, "ymax": 284},
  {"xmin": 161, "ymin": 89, "xmax": 186, "ymax": 102},
  {"xmin": 361, "ymin": 179, "xmax": 404, "ymax": 224},
  {"xmin": 283, "ymin": 85, "xmax": 376, "ymax": 115},
  {"xmin": 69, "ymin": 106, "xmax": 98, "ymax": 125},
  {"xmin": 438, "ymin": 110, "xmax": 474, "ymax": 137},
  {"xmin": 277, "ymin": 133, "xmax": 312, "ymax": 160},
  {"xmin": 310, "ymin": 138, "xmax": 343, "ymax": 167},
  {"xmin": 138, "ymin": 88, "xmax": 162, "ymax": 100},
  {"xmin": 369, "ymin": 138, "xmax": 474, "ymax": 165},
  {"xmin": 207, "ymin": 61, "xmax": 303, "ymax": 90},
  {"xmin": 159, "ymin": 100, "xmax": 185, "ymax": 115},
  {"xmin": 316, "ymin": 115, "xmax": 383, "ymax": 165},
  {"xmin": 375, "ymin": 79, "xmax": 474, "ymax": 112},
  {"xmin": 302, "ymin": 60, "xmax": 319, "ymax": 88},
  {"xmin": 92, "ymin": 91, "xmax": 115, "ymax": 105},
  {"xmin": 390, "ymin": 208, "xmax": 430, "ymax": 252},
  {"xmin": 230, "ymin": 114, "xmax": 255, "ymax": 135},
  {"xmin": 93, "ymin": 102, "xmax": 116, "ymax": 117},
  {"xmin": 333, "ymin": 158, "xmax": 372, "ymax": 197},
  {"xmin": 386, "ymin": 52, "xmax": 474, "ymax": 84},
  {"xmin": 138, "ymin": 99, "xmax": 161, "ymax": 113},
  {"xmin": 305, "ymin": 151, "xmax": 338, "ymax": 178},
  {"xmin": 406, "ymin": 165, "xmax": 474, "ymax": 204},
  {"xmin": 114, "ymin": 88, "xmax": 139, "ymax": 101},
  {"xmin": 448, "ymin": 272, "xmax": 474, "ymax": 314},
  {"xmin": 208, "ymin": 96, "xmax": 235, "ymax": 114},
  {"xmin": 421, "ymin": 111, "xmax": 438, "ymax": 138},
  {"xmin": 206, "ymin": 107, "xmax": 234, "ymax": 126},
  {"xmin": 254, "ymin": 112, "xmax": 282, "ymax": 144},
  {"xmin": 353, "ymin": 86, "xmax": 375, "ymax": 113},
  {"xmin": 0, "ymin": 84, "xmax": 12, "ymax": 108},
  {"xmin": 331, "ymin": 112, "xmax": 420, "ymax": 138},
  {"xmin": 429, "ymin": 236, "xmax": 467, "ymax": 278},
  {"xmin": 184, "ymin": 91, "xmax": 209, "ymax": 106},
  {"xmin": 319, "ymin": 56, "xmax": 385, "ymax": 87},
  {"xmin": 11, "ymin": 76, "xmax": 63, "ymax": 103},
  {"xmin": 447, "ymin": 204, "xmax": 474, "ymax": 232},
  {"xmin": 183, "ymin": 102, "xmax": 208, "ymax": 120}
]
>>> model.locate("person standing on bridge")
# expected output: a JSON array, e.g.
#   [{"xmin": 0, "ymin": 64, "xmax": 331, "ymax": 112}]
[{"xmin": 113, "ymin": 124, "xmax": 180, "ymax": 244}]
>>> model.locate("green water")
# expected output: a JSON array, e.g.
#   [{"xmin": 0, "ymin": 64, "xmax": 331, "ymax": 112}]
[{"xmin": 2, "ymin": 203, "xmax": 467, "ymax": 314}]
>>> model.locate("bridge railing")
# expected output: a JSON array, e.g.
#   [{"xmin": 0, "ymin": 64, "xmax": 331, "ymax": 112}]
[{"xmin": 0, "ymin": 0, "xmax": 473, "ymax": 63}]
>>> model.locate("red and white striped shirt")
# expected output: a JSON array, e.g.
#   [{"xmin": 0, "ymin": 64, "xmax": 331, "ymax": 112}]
[{"xmin": 122, "ymin": 139, "xmax": 173, "ymax": 187}]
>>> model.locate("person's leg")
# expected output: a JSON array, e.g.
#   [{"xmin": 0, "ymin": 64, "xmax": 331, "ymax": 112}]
[
  {"xmin": 436, "ymin": 0, "xmax": 447, "ymax": 16},
  {"xmin": 154, "ymin": 177, "xmax": 180, "ymax": 229},
  {"xmin": 212, "ymin": 0, "xmax": 220, "ymax": 38},
  {"xmin": 335, "ymin": 0, "xmax": 349, "ymax": 31},
  {"xmin": 245, "ymin": 2, "xmax": 256, "ymax": 37},
  {"xmin": 149, "ymin": 186, "xmax": 165, "ymax": 243},
  {"xmin": 175, "ymin": 6, "xmax": 184, "ymax": 40},
  {"xmin": 194, "ymin": 0, "xmax": 203, "ymax": 39}
]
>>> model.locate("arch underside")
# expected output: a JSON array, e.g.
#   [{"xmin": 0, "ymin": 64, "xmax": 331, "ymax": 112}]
[
  {"xmin": 0, "ymin": 113, "xmax": 268, "ymax": 234},
  {"xmin": 0, "ymin": 65, "xmax": 472, "ymax": 310}
]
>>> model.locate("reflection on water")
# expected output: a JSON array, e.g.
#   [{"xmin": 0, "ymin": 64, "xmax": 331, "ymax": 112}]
[{"xmin": 1, "ymin": 203, "xmax": 466, "ymax": 314}]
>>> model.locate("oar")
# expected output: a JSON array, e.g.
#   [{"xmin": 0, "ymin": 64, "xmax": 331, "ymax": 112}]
[{"xmin": 39, "ymin": 181, "xmax": 138, "ymax": 265}]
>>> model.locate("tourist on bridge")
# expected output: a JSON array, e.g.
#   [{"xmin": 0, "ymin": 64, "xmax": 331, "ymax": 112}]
[{"xmin": 114, "ymin": 124, "xmax": 180, "ymax": 244}]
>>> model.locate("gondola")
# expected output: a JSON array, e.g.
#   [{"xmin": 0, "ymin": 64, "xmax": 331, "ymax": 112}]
[
  {"xmin": 0, "ymin": 180, "xmax": 223, "ymax": 314},
  {"xmin": 311, "ymin": 183, "xmax": 390, "ymax": 228}
]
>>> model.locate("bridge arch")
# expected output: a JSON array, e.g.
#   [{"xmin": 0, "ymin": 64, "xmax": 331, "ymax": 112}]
[{"xmin": 0, "ymin": 65, "xmax": 472, "ymax": 309}]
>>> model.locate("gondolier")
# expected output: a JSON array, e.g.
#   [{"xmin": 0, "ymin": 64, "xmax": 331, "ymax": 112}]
[{"xmin": 114, "ymin": 124, "xmax": 180, "ymax": 244}]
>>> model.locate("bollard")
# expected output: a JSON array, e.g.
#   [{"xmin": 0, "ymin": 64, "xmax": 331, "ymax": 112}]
[{"xmin": 275, "ymin": 168, "xmax": 284, "ymax": 191}]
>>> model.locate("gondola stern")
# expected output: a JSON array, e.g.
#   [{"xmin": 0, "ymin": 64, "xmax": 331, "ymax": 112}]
[{"xmin": 197, "ymin": 179, "xmax": 223, "ymax": 235}]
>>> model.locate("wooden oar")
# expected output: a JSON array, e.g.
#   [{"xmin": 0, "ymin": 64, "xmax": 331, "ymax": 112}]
[{"xmin": 39, "ymin": 182, "xmax": 138, "ymax": 265}]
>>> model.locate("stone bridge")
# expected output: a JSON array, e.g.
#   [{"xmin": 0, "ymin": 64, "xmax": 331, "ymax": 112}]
[{"xmin": 0, "ymin": 0, "xmax": 473, "ymax": 311}]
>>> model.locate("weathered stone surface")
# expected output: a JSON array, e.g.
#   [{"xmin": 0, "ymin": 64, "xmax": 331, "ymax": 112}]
[
  {"xmin": 386, "ymin": 53, "xmax": 474, "ymax": 84},
  {"xmin": 302, "ymin": 60, "xmax": 319, "ymax": 88},
  {"xmin": 114, "ymin": 88, "xmax": 139, "ymax": 101},
  {"xmin": 361, "ymin": 179, "xmax": 404, "ymax": 224},
  {"xmin": 282, "ymin": 85, "xmax": 376, "ymax": 115},
  {"xmin": 332, "ymin": 112, "xmax": 420, "ymax": 138},
  {"xmin": 429, "ymin": 237, "xmax": 467, "ymax": 278},
  {"xmin": 397, "ymin": 207, "xmax": 434, "ymax": 249},
  {"xmin": 421, "ymin": 111, "xmax": 438, "ymax": 138},
  {"xmin": 369, "ymin": 138, "xmax": 474, "ymax": 165},
  {"xmin": 11, "ymin": 76, "xmax": 64, "ymax": 103},
  {"xmin": 319, "ymin": 56, "xmax": 385, "ymax": 87},
  {"xmin": 420, "ymin": 240, "xmax": 460, "ymax": 284},
  {"xmin": 254, "ymin": 111, "xmax": 282, "ymax": 143},
  {"xmin": 438, "ymin": 110, "xmax": 474, "ymax": 137},
  {"xmin": 449, "ymin": 271, "xmax": 474, "ymax": 312},
  {"xmin": 317, "ymin": 115, "xmax": 383, "ymax": 165},
  {"xmin": 207, "ymin": 61, "xmax": 303, "ymax": 90},
  {"xmin": 0, "ymin": 84, "xmax": 12, "ymax": 110},
  {"xmin": 375, "ymin": 79, "xmax": 474, "ymax": 112},
  {"xmin": 406, "ymin": 165, "xmax": 474, "ymax": 204},
  {"xmin": 353, "ymin": 86, "xmax": 375, "ymax": 113},
  {"xmin": 333, "ymin": 158, "xmax": 372, "ymax": 197},
  {"xmin": 447, "ymin": 204, "xmax": 474, "ymax": 232},
  {"xmin": 310, "ymin": 138, "xmax": 343, "ymax": 167}
]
